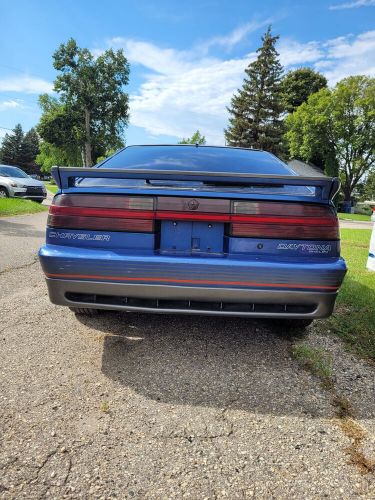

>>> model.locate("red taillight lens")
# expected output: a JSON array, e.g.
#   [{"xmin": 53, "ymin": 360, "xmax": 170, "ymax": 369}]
[
  {"xmin": 230, "ymin": 201, "xmax": 339, "ymax": 240},
  {"xmin": 48, "ymin": 195, "xmax": 155, "ymax": 232}
]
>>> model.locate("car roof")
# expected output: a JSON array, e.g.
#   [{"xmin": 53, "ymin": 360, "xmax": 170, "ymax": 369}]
[{"xmin": 98, "ymin": 145, "xmax": 296, "ymax": 176}]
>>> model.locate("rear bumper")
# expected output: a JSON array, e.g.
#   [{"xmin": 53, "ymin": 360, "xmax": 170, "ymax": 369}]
[
  {"xmin": 45, "ymin": 277, "xmax": 338, "ymax": 318},
  {"xmin": 40, "ymin": 240, "xmax": 346, "ymax": 318}
]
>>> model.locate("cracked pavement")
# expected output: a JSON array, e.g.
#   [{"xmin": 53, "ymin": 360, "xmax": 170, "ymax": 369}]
[{"xmin": 0, "ymin": 212, "xmax": 374, "ymax": 498}]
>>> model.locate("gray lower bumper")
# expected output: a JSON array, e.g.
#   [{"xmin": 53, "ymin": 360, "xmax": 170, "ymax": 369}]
[
  {"xmin": 45, "ymin": 278, "xmax": 338, "ymax": 319},
  {"xmin": 17, "ymin": 195, "xmax": 46, "ymax": 200}
]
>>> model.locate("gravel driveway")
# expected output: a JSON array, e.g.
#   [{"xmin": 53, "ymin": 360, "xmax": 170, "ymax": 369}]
[{"xmin": 1, "ymin": 213, "xmax": 374, "ymax": 499}]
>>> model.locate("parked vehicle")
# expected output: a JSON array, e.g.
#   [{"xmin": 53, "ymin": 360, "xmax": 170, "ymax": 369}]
[
  {"xmin": 0, "ymin": 165, "xmax": 47, "ymax": 203},
  {"xmin": 39, "ymin": 145, "xmax": 347, "ymax": 329}
]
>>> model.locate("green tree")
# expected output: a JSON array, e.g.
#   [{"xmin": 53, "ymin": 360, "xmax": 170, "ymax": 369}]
[
  {"xmin": 36, "ymin": 141, "xmax": 82, "ymax": 173},
  {"xmin": 0, "ymin": 124, "xmax": 24, "ymax": 165},
  {"xmin": 225, "ymin": 27, "xmax": 284, "ymax": 156},
  {"xmin": 37, "ymin": 94, "xmax": 83, "ymax": 167},
  {"xmin": 96, "ymin": 148, "xmax": 119, "ymax": 164},
  {"xmin": 359, "ymin": 171, "xmax": 375, "ymax": 201},
  {"xmin": 178, "ymin": 130, "xmax": 206, "ymax": 145},
  {"xmin": 52, "ymin": 38, "xmax": 130, "ymax": 166},
  {"xmin": 286, "ymin": 76, "xmax": 375, "ymax": 202},
  {"xmin": 281, "ymin": 67, "xmax": 327, "ymax": 113}
]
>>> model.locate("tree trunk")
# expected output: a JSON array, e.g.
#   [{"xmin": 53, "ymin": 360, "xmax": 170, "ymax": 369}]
[
  {"xmin": 84, "ymin": 108, "xmax": 92, "ymax": 167},
  {"xmin": 342, "ymin": 182, "xmax": 352, "ymax": 203}
]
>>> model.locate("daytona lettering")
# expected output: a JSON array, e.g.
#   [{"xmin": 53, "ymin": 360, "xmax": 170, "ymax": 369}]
[{"xmin": 277, "ymin": 243, "xmax": 332, "ymax": 253}]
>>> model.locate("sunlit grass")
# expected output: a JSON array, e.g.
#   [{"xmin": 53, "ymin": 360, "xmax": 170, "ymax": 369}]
[
  {"xmin": 327, "ymin": 229, "xmax": 375, "ymax": 359},
  {"xmin": 44, "ymin": 181, "xmax": 58, "ymax": 194},
  {"xmin": 0, "ymin": 198, "xmax": 48, "ymax": 216},
  {"xmin": 337, "ymin": 212, "xmax": 371, "ymax": 222}
]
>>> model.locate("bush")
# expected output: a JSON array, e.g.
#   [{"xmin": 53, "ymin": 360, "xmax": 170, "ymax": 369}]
[{"xmin": 354, "ymin": 204, "xmax": 373, "ymax": 216}]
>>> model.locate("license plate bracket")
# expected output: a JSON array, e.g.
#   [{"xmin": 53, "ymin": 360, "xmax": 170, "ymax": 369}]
[{"xmin": 159, "ymin": 221, "xmax": 224, "ymax": 255}]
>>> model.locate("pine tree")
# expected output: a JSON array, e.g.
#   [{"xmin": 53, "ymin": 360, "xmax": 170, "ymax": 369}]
[
  {"xmin": 21, "ymin": 128, "xmax": 40, "ymax": 164},
  {"xmin": 0, "ymin": 124, "xmax": 24, "ymax": 165},
  {"xmin": 225, "ymin": 27, "xmax": 284, "ymax": 156}
]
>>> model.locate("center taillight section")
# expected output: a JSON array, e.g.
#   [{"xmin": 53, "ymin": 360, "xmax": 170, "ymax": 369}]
[
  {"xmin": 156, "ymin": 197, "xmax": 228, "ymax": 254},
  {"xmin": 48, "ymin": 194, "xmax": 339, "ymax": 245}
]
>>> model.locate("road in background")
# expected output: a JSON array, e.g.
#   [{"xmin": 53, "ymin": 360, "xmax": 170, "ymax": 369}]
[{"xmin": 339, "ymin": 220, "xmax": 373, "ymax": 230}]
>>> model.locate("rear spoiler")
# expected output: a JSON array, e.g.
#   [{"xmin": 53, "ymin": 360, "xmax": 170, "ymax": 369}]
[{"xmin": 51, "ymin": 166, "xmax": 340, "ymax": 203}]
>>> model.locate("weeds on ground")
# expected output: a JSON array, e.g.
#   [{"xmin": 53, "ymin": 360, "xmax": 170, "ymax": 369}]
[
  {"xmin": 293, "ymin": 343, "xmax": 374, "ymax": 474},
  {"xmin": 100, "ymin": 401, "xmax": 110, "ymax": 413},
  {"xmin": 292, "ymin": 343, "xmax": 333, "ymax": 388},
  {"xmin": 333, "ymin": 396, "xmax": 375, "ymax": 474}
]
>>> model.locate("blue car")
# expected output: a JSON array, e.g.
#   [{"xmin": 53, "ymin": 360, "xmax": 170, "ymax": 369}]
[{"xmin": 39, "ymin": 145, "xmax": 347, "ymax": 329}]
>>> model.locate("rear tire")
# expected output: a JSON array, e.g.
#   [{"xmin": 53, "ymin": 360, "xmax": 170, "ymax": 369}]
[
  {"xmin": 69, "ymin": 307, "xmax": 99, "ymax": 315},
  {"xmin": 0, "ymin": 187, "xmax": 9, "ymax": 198}
]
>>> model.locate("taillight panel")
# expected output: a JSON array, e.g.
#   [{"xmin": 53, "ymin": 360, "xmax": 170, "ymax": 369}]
[
  {"xmin": 230, "ymin": 201, "xmax": 339, "ymax": 240},
  {"xmin": 48, "ymin": 194, "xmax": 155, "ymax": 233},
  {"xmin": 48, "ymin": 194, "xmax": 339, "ymax": 240}
]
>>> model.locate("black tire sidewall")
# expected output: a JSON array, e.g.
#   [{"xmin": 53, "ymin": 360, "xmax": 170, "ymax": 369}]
[{"xmin": 0, "ymin": 187, "xmax": 9, "ymax": 198}]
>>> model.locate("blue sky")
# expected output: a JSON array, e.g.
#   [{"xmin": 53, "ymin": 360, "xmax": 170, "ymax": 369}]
[{"xmin": 0, "ymin": 0, "xmax": 374, "ymax": 145}]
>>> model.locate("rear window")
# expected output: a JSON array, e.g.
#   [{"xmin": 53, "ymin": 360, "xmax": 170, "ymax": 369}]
[{"xmin": 98, "ymin": 145, "xmax": 294, "ymax": 176}]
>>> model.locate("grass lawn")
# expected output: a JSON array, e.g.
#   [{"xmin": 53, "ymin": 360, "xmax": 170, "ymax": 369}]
[
  {"xmin": 0, "ymin": 198, "xmax": 48, "ymax": 216},
  {"xmin": 337, "ymin": 212, "xmax": 372, "ymax": 222},
  {"xmin": 326, "ymin": 229, "xmax": 375, "ymax": 359},
  {"xmin": 44, "ymin": 181, "xmax": 58, "ymax": 194}
]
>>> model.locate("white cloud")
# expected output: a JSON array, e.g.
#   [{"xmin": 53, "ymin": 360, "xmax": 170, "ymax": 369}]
[
  {"xmin": 110, "ymin": 37, "xmax": 195, "ymax": 75},
  {"xmin": 0, "ymin": 76, "xmax": 52, "ymax": 94},
  {"xmin": 329, "ymin": 0, "xmax": 375, "ymax": 10},
  {"xmin": 130, "ymin": 56, "xmax": 253, "ymax": 144},
  {"xmin": 0, "ymin": 99, "xmax": 23, "ymax": 111},
  {"xmin": 99, "ymin": 27, "xmax": 375, "ymax": 144},
  {"xmin": 315, "ymin": 30, "xmax": 375, "ymax": 82},
  {"xmin": 278, "ymin": 39, "xmax": 323, "ymax": 66},
  {"xmin": 200, "ymin": 19, "xmax": 273, "ymax": 53}
]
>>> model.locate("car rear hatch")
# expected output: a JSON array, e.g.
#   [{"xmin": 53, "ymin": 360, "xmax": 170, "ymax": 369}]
[{"xmin": 48, "ymin": 165, "xmax": 341, "ymax": 260}]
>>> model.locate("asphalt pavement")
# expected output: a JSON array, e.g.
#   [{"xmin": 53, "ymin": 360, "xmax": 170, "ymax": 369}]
[{"xmin": 1, "ymin": 211, "xmax": 374, "ymax": 499}]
